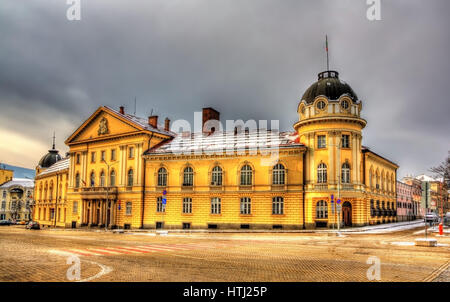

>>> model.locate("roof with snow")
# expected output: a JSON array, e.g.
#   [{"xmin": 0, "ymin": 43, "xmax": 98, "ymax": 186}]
[
  {"xmin": 36, "ymin": 157, "xmax": 70, "ymax": 178},
  {"xmin": 104, "ymin": 106, "xmax": 176, "ymax": 137},
  {"xmin": 145, "ymin": 130, "xmax": 304, "ymax": 156},
  {"xmin": 0, "ymin": 178, "xmax": 34, "ymax": 188},
  {"xmin": 415, "ymin": 174, "xmax": 442, "ymax": 182}
]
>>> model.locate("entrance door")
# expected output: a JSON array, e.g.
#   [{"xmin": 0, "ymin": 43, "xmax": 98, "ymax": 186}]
[{"xmin": 342, "ymin": 202, "xmax": 352, "ymax": 227}]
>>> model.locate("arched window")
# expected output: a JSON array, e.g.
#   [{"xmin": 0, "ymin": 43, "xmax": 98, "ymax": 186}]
[
  {"xmin": 75, "ymin": 173, "xmax": 80, "ymax": 188},
  {"xmin": 49, "ymin": 183, "xmax": 53, "ymax": 200},
  {"xmin": 157, "ymin": 168, "xmax": 167, "ymax": 187},
  {"xmin": 240, "ymin": 165, "xmax": 252, "ymax": 186},
  {"xmin": 110, "ymin": 170, "xmax": 116, "ymax": 186},
  {"xmin": 317, "ymin": 163, "xmax": 327, "ymax": 183},
  {"xmin": 341, "ymin": 163, "xmax": 350, "ymax": 184},
  {"xmin": 183, "ymin": 167, "xmax": 193, "ymax": 186},
  {"xmin": 211, "ymin": 166, "xmax": 223, "ymax": 186},
  {"xmin": 100, "ymin": 171, "xmax": 105, "ymax": 187},
  {"xmin": 127, "ymin": 169, "xmax": 134, "ymax": 187},
  {"xmin": 316, "ymin": 200, "xmax": 328, "ymax": 219},
  {"xmin": 272, "ymin": 164, "xmax": 285, "ymax": 185},
  {"xmin": 272, "ymin": 197, "xmax": 284, "ymax": 215},
  {"xmin": 90, "ymin": 172, "xmax": 95, "ymax": 187}
]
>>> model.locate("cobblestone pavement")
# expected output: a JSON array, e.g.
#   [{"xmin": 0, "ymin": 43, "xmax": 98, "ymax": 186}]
[{"xmin": 0, "ymin": 225, "xmax": 449, "ymax": 282}]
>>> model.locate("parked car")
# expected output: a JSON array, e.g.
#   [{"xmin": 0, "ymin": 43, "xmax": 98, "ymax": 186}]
[
  {"xmin": 16, "ymin": 220, "xmax": 27, "ymax": 225},
  {"xmin": 425, "ymin": 213, "xmax": 439, "ymax": 224},
  {"xmin": 26, "ymin": 221, "xmax": 40, "ymax": 230},
  {"xmin": 444, "ymin": 212, "xmax": 450, "ymax": 226},
  {"xmin": 0, "ymin": 220, "xmax": 12, "ymax": 226}
]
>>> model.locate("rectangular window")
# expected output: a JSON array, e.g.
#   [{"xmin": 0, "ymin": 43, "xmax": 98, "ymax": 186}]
[
  {"xmin": 125, "ymin": 202, "xmax": 132, "ymax": 215},
  {"xmin": 101, "ymin": 151, "xmax": 106, "ymax": 162},
  {"xmin": 211, "ymin": 197, "xmax": 221, "ymax": 214},
  {"xmin": 156, "ymin": 197, "xmax": 165, "ymax": 212},
  {"xmin": 91, "ymin": 152, "xmax": 96, "ymax": 163},
  {"xmin": 317, "ymin": 135, "xmax": 326, "ymax": 149},
  {"xmin": 111, "ymin": 149, "xmax": 116, "ymax": 161},
  {"xmin": 76, "ymin": 154, "xmax": 80, "ymax": 164},
  {"xmin": 182, "ymin": 197, "xmax": 192, "ymax": 214},
  {"xmin": 341, "ymin": 134, "xmax": 350, "ymax": 148},
  {"xmin": 129, "ymin": 147, "xmax": 134, "ymax": 159},
  {"xmin": 73, "ymin": 201, "xmax": 78, "ymax": 214},
  {"xmin": 240, "ymin": 197, "xmax": 251, "ymax": 215},
  {"xmin": 272, "ymin": 197, "xmax": 284, "ymax": 215}
]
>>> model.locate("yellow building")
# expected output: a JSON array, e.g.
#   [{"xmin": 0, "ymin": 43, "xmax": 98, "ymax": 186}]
[
  {"xmin": 34, "ymin": 69, "xmax": 398, "ymax": 229},
  {"xmin": 0, "ymin": 166, "xmax": 14, "ymax": 185}
]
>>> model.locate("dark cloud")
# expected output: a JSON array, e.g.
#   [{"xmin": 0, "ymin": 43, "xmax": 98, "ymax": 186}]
[{"xmin": 0, "ymin": 0, "xmax": 449, "ymax": 175}]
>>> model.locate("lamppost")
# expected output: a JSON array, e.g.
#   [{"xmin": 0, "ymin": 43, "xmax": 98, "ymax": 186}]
[
  {"xmin": 101, "ymin": 159, "xmax": 118, "ymax": 231},
  {"xmin": 328, "ymin": 139, "xmax": 343, "ymax": 235}
]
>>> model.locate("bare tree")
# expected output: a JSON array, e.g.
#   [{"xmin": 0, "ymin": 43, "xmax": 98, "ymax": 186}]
[
  {"xmin": 429, "ymin": 151, "xmax": 450, "ymax": 217},
  {"xmin": 429, "ymin": 151, "xmax": 450, "ymax": 186}
]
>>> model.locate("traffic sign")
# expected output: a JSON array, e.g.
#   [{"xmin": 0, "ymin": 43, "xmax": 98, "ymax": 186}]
[
  {"xmin": 162, "ymin": 197, "xmax": 167, "ymax": 205},
  {"xmin": 337, "ymin": 204, "xmax": 342, "ymax": 211},
  {"xmin": 337, "ymin": 199, "xmax": 341, "ymax": 204},
  {"xmin": 163, "ymin": 190, "xmax": 167, "ymax": 195},
  {"xmin": 331, "ymin": 194, "xmax": 334, "ymax": 201}
]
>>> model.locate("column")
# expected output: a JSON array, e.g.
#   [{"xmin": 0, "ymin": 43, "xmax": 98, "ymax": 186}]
[
  {"xmin": 89, "ymin": 202, "xmax": 93, "ymax": 226},
  {"xmin": 99, "ymin": 200, "xmax": 103, "ymax": 226},
  {"xmin": 328, "ymin": 131, "xmax": 335, "ymax": 184},
  {"xmin": 356, "ymin": 134, "xmax": 362, "ymax": 185},
  {"xmin": 351, "ymin": 133, "xmax": 357, "ymax": 184},
  {"xmin": 109, "ymin": 201, "xmax": 115, "ymax": 228}
]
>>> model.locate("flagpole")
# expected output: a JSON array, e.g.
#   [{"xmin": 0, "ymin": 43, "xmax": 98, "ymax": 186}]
[{"xmin": 326, "ymin": 35, "xmax": 329, "ymax": 71}]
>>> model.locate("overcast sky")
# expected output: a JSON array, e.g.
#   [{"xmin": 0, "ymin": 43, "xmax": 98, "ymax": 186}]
[{"xmin": 0, "ymin": 0, "xmax": 449, "ymax": 178}]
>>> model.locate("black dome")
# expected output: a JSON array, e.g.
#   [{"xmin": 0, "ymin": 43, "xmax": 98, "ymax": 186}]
[
  {"xmin": 39, "ymin": 149, "xmax": 62, "ymax": 168},
  {"xmin": 301, "ymin": 71, "xmax": 358, "ymax": 104}
]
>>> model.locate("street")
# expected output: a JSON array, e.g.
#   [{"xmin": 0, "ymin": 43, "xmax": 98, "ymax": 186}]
[{"xmin": 0, "ymin": 225, "xmax": 449, "ymax": 282}]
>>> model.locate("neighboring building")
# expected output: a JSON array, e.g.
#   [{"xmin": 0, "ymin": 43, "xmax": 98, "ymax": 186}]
[
  {"xmin": 416, "ymin": 174, "xmax": 449, "ymax": 216},
  {"xmin": 403, "ymin": 176, "xmax": 423, "ymax": 218},
  {"xmin": 0, "ymin": 178, "xmax": 34, "ymax": 221},
  {"xmin": 396, "ymin": 181, "xmax": 414, "ymax": 222},
  {"xmin": 0, "ymin": 165, "xmax": 14, "ymax": 185},
  {"xmin": 34, "ymin": 69, "xmax": 398, "ymax": 229}
]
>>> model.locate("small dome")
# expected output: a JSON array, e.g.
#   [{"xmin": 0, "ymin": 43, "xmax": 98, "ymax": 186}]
[
  {"xmin": 39, "ymin": 149, "xmax": 62, "ymax": 168},
  {"xmin": 301, "ymin": 71, "xmax": 358, "ymax": 104}
]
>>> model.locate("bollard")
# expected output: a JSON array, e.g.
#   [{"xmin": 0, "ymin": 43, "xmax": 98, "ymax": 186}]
[{"xmin": 439, "ymin": 223, "xmax": 443, "ymax": 235}]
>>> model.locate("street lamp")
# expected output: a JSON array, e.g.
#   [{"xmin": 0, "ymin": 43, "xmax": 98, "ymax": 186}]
[{"xmin": 328, "ymin": 139, "xmax": 343, "ymax": 235}]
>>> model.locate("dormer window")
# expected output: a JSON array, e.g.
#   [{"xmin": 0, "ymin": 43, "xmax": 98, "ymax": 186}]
[
  {"xmin": 317, "ymin": 100, "xmax": 326, "ymax": 110},
  {"xmin": 341, "ymin": 100, "xmax": 349, "ymax": 110}
]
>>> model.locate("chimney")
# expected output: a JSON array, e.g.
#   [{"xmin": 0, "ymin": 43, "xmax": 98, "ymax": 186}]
[
  {"xmin": 148, "ymin": 115, "xmax": 158, "ymax": 128},
  {"xmin": 119, "ymin": 106, "xmax": 125, "ymax": 114},
  {"xmin": 164, "ymin": 118, "xmax": 170, "ymax": 131},
  {"xmin": 202, "ymin": 107, "xmax": 220, "ymax": 134}
]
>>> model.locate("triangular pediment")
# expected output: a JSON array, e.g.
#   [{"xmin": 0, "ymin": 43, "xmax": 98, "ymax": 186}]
[{"xmin": 65, "ymin": 107, "xmax": 144, "ymax": 145}]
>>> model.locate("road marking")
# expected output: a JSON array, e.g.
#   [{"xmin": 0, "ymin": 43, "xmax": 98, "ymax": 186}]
[
  {"xmin": 87, "ymin": 248, "xmax": 123, "ymax": 255},
  {"xmin": 62, "ymin": 248, "xmax": 100, "ymax": 256},
  {"xmin": 137, "ymin": 245, "xmax": 188, "ymax": 251},
  {"xmin": 113, "ymin": 246, "xmax": 155, "ymax": 253},
  {"xmin": 423, "ymin": 260, "xmax": 450, "ymax": 282}
]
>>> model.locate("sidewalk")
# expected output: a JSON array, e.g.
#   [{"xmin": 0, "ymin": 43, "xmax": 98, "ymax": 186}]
[{"xmin": 28, "ymin": 219, "xmax": 427, "ymax": 235}]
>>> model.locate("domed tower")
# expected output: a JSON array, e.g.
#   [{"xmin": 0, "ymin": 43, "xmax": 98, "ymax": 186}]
[
  {"xmin": 294, "ymin": 70, "xmax": 367, "ymax": 227},
  {"xmin": 36, "ymin": 134, "xmax": 62, "ymax": 174}
]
